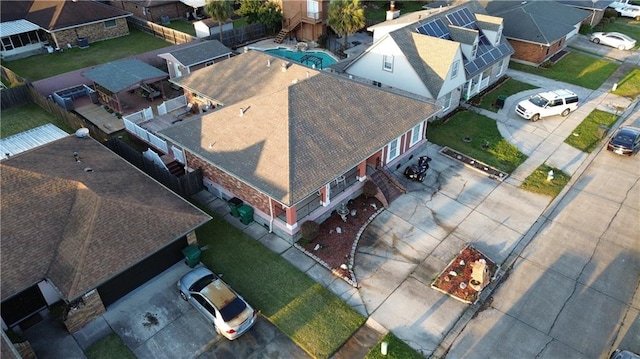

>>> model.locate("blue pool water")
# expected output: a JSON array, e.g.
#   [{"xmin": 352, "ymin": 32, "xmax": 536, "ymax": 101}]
[{"xmin": 263, "ymin": 48, "xmax": 337, "ymax": 69}]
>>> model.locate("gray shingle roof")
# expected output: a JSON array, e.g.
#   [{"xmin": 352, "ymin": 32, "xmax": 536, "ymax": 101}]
[
  {"xmin": 486, "ymin": 0, "xmax": 590, "ymax": 44},
  {"xmin": 83, "ymin": 58, "xmax": 168, "ymax": 93},
  {"xmin": 1, "ymin": 136, "xmax": 211, "ymax": 301},
  {"xmin": 160, "ymin": 51, "xmax": 441, "ymax": 206},
  {"xmin": 160, "ymin": 40, "xmax": 233, "ymax": 67},
  {"xmin": 556, "ymin": 0, "xmax": 613, "ymax": 10}
]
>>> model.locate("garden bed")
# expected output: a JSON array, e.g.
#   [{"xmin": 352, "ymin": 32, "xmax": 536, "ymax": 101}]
[
  {"xmin": 439, "ymin": 146, "xmax": 509, "ymax": 181},
  {"xmin": 431, "ymin": 245, "xmax": 499, "ymax": 304}
]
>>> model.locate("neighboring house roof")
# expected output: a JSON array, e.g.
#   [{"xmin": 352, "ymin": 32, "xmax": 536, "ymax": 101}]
[
  {"xmin": 0, "ymin": 124, "xmax": 68, "ymax": 160},
  {"xmin": 486, "ymin": 0, "xmax": 590, "ymax": 45},
  {"xmin": 0, "ymin": 135, "xmax": 211, "ymax": 302},
  {"xmin": 0, "ymin": 0, "xmax": 131, "ymax": 32},
  {"xmin": 129, "ymin": 0, "xmax": 180, "ymax": 7},
  {"xmin": 160, "ymin": 51, "xmax": 441, "ymax": 206},
  {"xmin": 158, "ymin": 40, "xmax": 233, "ymax": 68},
  {"xmin": 556, "ymin": 0, "xmax": 613, "ymax": 10},
  {"xmin": 83, "ymin": 58, "xmax": 168, "ymax": 93}
]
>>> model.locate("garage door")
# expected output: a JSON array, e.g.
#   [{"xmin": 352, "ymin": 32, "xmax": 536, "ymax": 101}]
[{"xmin": 98, "ymin": 237, "xmax": 188, "ymax": 307}]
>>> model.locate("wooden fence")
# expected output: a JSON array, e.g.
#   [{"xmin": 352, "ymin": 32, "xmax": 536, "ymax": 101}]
[
  {"xmin": 127, "ymin": 17, "xmax": 197, "ymax": 45},
  {"xmin": 1, "ymin": 85, "xmax": 32, "ymax": 110},
  {"xmin": 106, "ymin": 138, "xmax": 204, "ymax": 197}
]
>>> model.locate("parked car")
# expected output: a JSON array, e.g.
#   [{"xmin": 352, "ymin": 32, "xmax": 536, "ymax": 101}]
[
  {"xmin": 610, "ymin": 349, "xmax": 640, "ymax": 359},
  {"xmin": 607, "ymin": 126, "xmax": 640, "ymax": 156},
  {"xmin": 178, "ymin": 266, "xmax": 257, "ymax": 340},
  {"xmin": 591, "ymin": 32, "xmax": 637, "ymax": 50},
  {"xmin": 515, "ymin": 89, "xmax": 579, "ymax": 122},
  {"xmin": 617, "ymin": 5, "xmax": 640, "ymax": 19}
]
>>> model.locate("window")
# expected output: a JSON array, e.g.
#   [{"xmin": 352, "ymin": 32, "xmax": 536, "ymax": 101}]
[
  {"xmin": 410, "ymin": 123, "xmax": 424, "ymax": 146},
  {"xmin": 104, "ymin": 19, "xmax": 117, "ymax": 28},
  {"xmin": 387, "ymin": 138, "xmax": 401, "ymax": 162},
  {"xmin": 494, "ymin": 59, "xmax": 504, "ymax": 77},
  {"xmin": 383, "ymin": 55, "xmax": 393, "ymax": 72},
  {"xmin": 471, "ymin": 42, "xmax": 478, "ymax": 58},
  {"xmin": 442, "ymin": 91, "xmax": 452, "ymax": 111},
  {"xmin": 193, "ymin": 293, "xmax": 216, "ymax": 316},
  {"xmin": 451, "ymin": 60, "xmax": 459, "ymax": 79}
]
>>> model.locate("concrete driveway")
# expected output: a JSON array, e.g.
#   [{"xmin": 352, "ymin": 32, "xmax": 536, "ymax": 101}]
[{"xmin": 569, "ymin": 34, "xmax": 636, "ymax": 62}]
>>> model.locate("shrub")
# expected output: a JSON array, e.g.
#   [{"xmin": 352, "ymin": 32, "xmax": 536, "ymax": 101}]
[
  {"xmin": 579, "ymin": 24, "xmax": 592, "ymax": 35},
  {"xmin": 300, "ymin": 221, "xmax": 320, "ymax": 242},
  {"xmin": 362, "ymin": 180, "xmax": 378, "ymax": 198}
]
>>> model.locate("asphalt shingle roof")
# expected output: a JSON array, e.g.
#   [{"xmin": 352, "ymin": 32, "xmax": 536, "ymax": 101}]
[
  {"xmin": 486, "ymin": 0, "xmax": 590, "ymax": 44},
  {"xmin": 160, "ymin": 51, "xmax": 441, "ymax": 206},
  {"xmin": 160, "ymin": 40, "xmax": 233, "ymax": 67},
  {"xmin": 83, "ymin": 58, "xmax": 168, "ymax": 93},
  {"xmin": 1, "ymin": 136, "xmax": 211, "ymax": 301}
]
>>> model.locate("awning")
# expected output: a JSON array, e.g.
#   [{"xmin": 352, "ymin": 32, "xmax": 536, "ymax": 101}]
[
  {"xmin": 180, "ymin": 0, "xmax": 206, "ymax": 8},
  {"xmin": 0, "ymin": 20, "xmax": 41, "ymax": 38}
]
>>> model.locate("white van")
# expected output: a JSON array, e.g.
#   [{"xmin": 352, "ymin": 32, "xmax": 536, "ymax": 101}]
[{"xmin": 515, "ymin": 89, "xmax": 579, "ymax": 122}]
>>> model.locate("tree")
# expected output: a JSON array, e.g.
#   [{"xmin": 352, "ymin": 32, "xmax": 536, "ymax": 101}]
[
  {"xmin": 327, "ymin": 0, "xmax": 366, "ymax": 50},
  {"xmin": 237, "ymin": 0, "xmax": 282, "ymax": 35},
  {"xmin": 204, "ymin": 0, "xmax": 235, "ymax": 41}
]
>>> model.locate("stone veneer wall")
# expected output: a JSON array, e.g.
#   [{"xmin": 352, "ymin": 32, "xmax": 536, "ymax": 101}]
[
  {"xmin": 50, "ymin": 18, "xmax": 129, "ymax": 48},
  {"xmin": 63, "ymin": 290, "xmax": 106, "ymax": 333}
]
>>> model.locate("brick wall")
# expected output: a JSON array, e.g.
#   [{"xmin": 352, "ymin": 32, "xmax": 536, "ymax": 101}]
[
  {"xmin": 50, "ymin": 18, "xmax": 129, "ymax": 48},
  {"xmin": 186, "ymin": 152, "xmax": 274, "ymax": 214},
  {"xmin": 113, "ymin": 1, "xmax": 188, "ymax": 22},
  {"xmin": 63, "ymin": 290, "xmax": 106, "ymax": 333},
  {"xmin": 508, "ymin": 37, "xmax": 565, "ymax": 65}
]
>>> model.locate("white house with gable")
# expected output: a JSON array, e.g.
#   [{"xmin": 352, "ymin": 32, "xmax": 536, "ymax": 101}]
[{"xmin": 338, "ymin": 2, "xmax": 513, "ymax": 117}]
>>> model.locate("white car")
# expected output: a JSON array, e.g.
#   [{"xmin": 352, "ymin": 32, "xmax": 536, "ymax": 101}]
[
  {"xmin": 178, "ymin": 266, "xmax": 257, "ymax": 340},
  {"xmin": 515, "ymin": 89, "xmax": 579, "ymax": 122},
  {"xmin": 617, "ymin": 5, "xmax": 640, "ymax": 19},
  {"xmin": 590, "ymin": 32, "xmax": 637, "ymax": 50}
]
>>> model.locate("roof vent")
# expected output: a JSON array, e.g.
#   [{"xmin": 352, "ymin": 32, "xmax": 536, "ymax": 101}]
[
  {"xmin": 239, "ymin": 108, "xmax": 245, "ymax": 116},
  {"xmin": 267, "ymin": 59, "xmax": 271, "ymax": 67},
  {"xmin": 73, "ymin": 151, "xmax": 81, "ymax": 162},
  {"xmin": 75, "ymin": 128, "xmax": 89, "ymax": 138},
  {"xmin": 84, "ymin": 167, "xmax": 93, "ymax": 172},
  {"xmin": 292, "ymin": 79, "xmax": 299, "ymax": 84},
  {"xmin": 281, "ymin": 62, "xmax": 287, "ymax": 72}
]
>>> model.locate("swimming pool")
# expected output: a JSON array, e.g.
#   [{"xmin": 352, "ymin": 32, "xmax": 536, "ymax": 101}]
[{"xmin": 263, "ymin": 48, "xmax": 338, "ymax": 69}]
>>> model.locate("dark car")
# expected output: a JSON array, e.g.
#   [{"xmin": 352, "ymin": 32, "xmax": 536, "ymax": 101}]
[
  {"xmin": 607, "ymin": 127, "xmax": 640, "ymax": 156},
  {"xmin": 611, "ymin": 349, "xmax": 640, "ymax": 359}
]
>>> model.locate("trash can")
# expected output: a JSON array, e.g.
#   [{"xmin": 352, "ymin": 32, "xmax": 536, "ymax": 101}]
[
  {"xmin": 228, "ymin": 197, "xmax": 243, "ymax": 218},
  {"xmin": 495, "ymin": 95, "xmax": 507, "ymax": 109},
  {"xmin": 238, "ymin": 205, "xmax": 254, "ymax": 225},
  {"xmin": 597, "ymin": 125, "xmax": 609, "ymax": 139},
  {"xmin": 182, "ymin": 245, "xmax": 201, "ymax": 268}
]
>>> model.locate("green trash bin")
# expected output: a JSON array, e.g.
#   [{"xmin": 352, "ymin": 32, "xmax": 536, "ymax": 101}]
[
  {"xmin": 228, "ymin": 197, "xmax": 243, "ymax": 218},
  {"xmin": 495, "ymin": 95, "xmax": 507, "ymax": 109},
  {"xmin": 238, "ymin": 205, "xmax": 254, "ymax": 225},
  {"xmin": 182, "ymin": 245, "xmax": 201, "ymax": 268}
]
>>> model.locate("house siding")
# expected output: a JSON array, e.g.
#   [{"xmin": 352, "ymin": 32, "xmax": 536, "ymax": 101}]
[
  {"xmin": 50, "ymin": 18, "xmax": 129, "ymax": 48},
  {"xmin": 63, "ymin": 291, "xmax": 106, "ymax": 333},
  {"xmin": 508, "ymin": 37, "xmax": 565, "ymax": 65},
  {"xmin": 281, "ymin": 0, "xmax": 328, "ymax": 42}
]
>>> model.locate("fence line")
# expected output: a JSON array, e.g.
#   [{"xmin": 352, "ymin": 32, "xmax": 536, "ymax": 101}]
[
  {"xmin": 127, "ymin": 16, "xmax": 196, "ymax": 45},
  {"xmin": 1, "ymin": 85, "xmax": 31, "ymax": 110}
]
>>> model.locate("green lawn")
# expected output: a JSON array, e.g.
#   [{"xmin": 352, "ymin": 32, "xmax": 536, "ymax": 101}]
[
  {"xmin": 1, "ymin": 103, "xmax": 73, "ymax": 138},
  {"xmin": 3, "ymin": 28, "xmax": 172, "ymax": 81},
  {"xmin": 85, "ymin": 333, "xmax": 135, "ymax": 359},
  {"xmin": 195, "ymin": 215, "xmax": 365, "ymax": 359},
  {"xmin": 520, "ymin": 164, "xmax": 571, "ymax": 198},
  {"xmin": 509, "ymin": 53, "xmax": 619, "ymax": 90},
  {"xmin": 612, "ymin": 68, "xmax": 640, "ymax": 98},
  {"xmin": 364, "ymin": 1, "xmax": 428, "ymax": 22},
  {"xmin": 564, "ymin": 109, "xmax": 619, "ymax": 153},
  {"xmin": 365, "ymin": 332, "xmax": 424, "ymax": 359},
  {"xmin": 427, "ymin": 110, "xmax": 527, "ymax": 173},
  {"xmin": 163, "ymin": 20, "xmax": 196, "ymax": 36},
  {"xmin": 475, "ymin": 78, "xmax": 538, "ymax": 112}
]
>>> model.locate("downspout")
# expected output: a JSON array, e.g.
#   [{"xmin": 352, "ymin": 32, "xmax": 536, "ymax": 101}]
[{"xmin": 268, "ymin": 197, "xmax": 274, "ymax": 233}]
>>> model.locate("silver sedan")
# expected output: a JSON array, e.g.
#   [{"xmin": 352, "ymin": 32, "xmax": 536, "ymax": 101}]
[{"xmin": 590, "ymin": 32, "xmax": 637, "ymax": 50}]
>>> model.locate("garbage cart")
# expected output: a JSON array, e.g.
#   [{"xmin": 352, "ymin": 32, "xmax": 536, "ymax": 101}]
[
  {"xmin": 228, "ymin": 197, "xmax": 243, "ymax": 218},
  {"xmin": 238, "ymin": 205, "xmax": 254, "ymax": 225}
]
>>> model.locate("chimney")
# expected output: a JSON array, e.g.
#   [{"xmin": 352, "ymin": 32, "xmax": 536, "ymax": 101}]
[{"xmin": 386, "ymin": 1, "xmax": 400, "ymax": 20}]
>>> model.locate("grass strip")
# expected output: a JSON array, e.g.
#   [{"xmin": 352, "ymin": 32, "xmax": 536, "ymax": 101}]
[
  {"xmin": 565, "ymin": 109, "xmax": 619, "ymax": 153},
  {"xmin": 520, "ymin": 164, "xmax": 571, "ymax": 198},
  {"xmin": 365, "ymin": 332, "xmax": 425, "ymax": 359},
  {"xmin": 85, "ymin": 333, "xmax": 135, "ymax": 359}
]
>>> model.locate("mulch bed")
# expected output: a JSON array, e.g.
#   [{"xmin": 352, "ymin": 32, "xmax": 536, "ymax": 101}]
[
  {"xmin": 439, "ymin": 146, "xmax": 508, "ymax": 181},
  {"xmin": 431, "ymin": 245, "xmax": 499, "ymax": 304},
  {"xmin": 298, "ymin": 195, "xmax": 383, "ymax": 285}
]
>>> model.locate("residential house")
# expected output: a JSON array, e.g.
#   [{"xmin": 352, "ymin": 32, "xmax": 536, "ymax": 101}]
[
  {"xmin": 556, "ymin": 0, "xmax": 613, "ymax": 27},
  {"xmin": 109, "ymin": 0, "xmax": 200, "ymax": 23},
  {"xmin": 1, "ymin": 134, "xmax": 211, "ymax": 335},
  {"xmin": 0, "ymin": 0, "xmax": 131, "ymax": 59},
  {"xmin": 337, "ymin": 1, "xmax": 513, "ymax": 116},
  {"xmin": 277, "ymin": 0, "xmax": 328, "ymax": 43},
  {"xmin": 157, "ymin": 50, "xmax": 441, "ymax": 240},
  {"xmin": 158, "ymin": 40, "xmax": 233, "ymax": 79},
  {"xmin": 485, "ymin": 0, "xmax": 590, "ymax": 65}
]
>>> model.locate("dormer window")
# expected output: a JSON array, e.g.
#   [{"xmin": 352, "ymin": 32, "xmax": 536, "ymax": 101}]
[{"xmin": 383, "ymin": 55, "xmax": 394, "ymax": 72}]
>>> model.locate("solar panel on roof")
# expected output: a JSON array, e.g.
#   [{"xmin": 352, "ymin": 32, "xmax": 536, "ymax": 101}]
[
  {"xmin": 416, "ymin": 19, "xmax": 451, "ymax": 39},
  {"xmin": 446, "ymin": 7, "xmax": 476, "ymax": 29}
]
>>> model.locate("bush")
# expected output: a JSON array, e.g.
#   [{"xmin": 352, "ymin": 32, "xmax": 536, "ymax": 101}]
[
  {"xmin": 604, "ymin": 8, "xmax": 618, "ymax": 18},
  {"xmin": 362, "ymin": 180, "xmax": 378, "ymax": 198},
  {"xmin": 579, "ymin": 24, "xmax": 592, "ymax": 35},
  {"xmin": 300, "ymin": 221, "xmax": 320, "ymax": 242},
  {"xmin": 600, "ymin": 17, "xmax": 611, "ymax": 26}
]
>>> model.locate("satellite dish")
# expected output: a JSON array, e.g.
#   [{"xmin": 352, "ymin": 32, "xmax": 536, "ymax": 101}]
[{"xmin": 75, "ymin": 128, "xmax": 90, "ymax": 138}]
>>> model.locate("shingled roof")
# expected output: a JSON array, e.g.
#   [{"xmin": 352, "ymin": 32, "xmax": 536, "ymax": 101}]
[
  {"xmin": 83, "ymin": 58, "xmax": 168, "ymax": 93},
  {"xmin": 158, "ymin": 40, "xmax": 233, "ymax": 68},
  {"xmin": 0, "ymin": 136, "xmax": 211, "ymax": 301},
  {"xmin": 160, "ymin": 51, "xmax": 440, "ymax": 206},
  {"xmin": 0, "ymin": 0, "xmax": 131, "ymax": 31}
]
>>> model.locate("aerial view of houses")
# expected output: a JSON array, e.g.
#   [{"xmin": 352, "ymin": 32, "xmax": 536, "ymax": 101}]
[{"xmin": 1, "ymin": 0, "xmax": 639, "ymax": 359}]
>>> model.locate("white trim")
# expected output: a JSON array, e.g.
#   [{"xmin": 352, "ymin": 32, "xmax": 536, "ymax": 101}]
[
  {"xmin": 386, "ymin": 138, "xmax": 401, "ymax": 162},
  {"xmin": 409, "ymin": 122, "xmax": 423, "ymax": 146}
]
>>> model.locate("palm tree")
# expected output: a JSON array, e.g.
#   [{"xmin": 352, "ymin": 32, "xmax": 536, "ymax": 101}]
[
  {"xmin": 327, "ymin": 0, "xmax": 366, "ymax": 51},
  {"xmin": 204, "ymin": 0, "xmax": 235, "ymax": 41}
]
